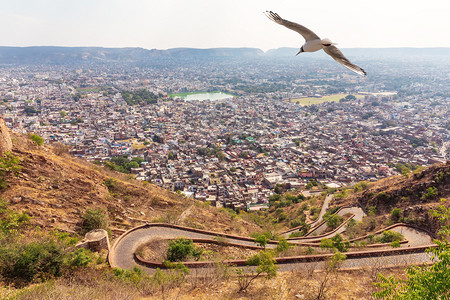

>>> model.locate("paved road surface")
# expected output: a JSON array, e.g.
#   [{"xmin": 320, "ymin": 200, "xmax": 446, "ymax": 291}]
[{"xmin": 109, "ymin": 222, "xmax": 436, "ymax": 274}]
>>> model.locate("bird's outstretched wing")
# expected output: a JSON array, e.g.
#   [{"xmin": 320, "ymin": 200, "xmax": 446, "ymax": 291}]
[
  {"xmin": 323, "ymin": 45, "xmax": 367, "ymax": 76},
  {"xmin": 264, "ymin": 11, "xmax": 320, "ymax": 41}
]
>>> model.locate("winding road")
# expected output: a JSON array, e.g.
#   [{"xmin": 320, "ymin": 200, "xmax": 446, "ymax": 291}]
[{"xmin": 109, "ymin": 195, "xmax": 437, "ymax": 274}]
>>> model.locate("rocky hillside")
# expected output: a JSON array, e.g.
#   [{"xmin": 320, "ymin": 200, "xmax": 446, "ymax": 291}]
[
  {"xmin": 335, "ymin": 162, "xmax": 450, "ymax": 233},
  {"xmin": 1, "ymin": 131, "xmax": 259, "ymax": 236}
]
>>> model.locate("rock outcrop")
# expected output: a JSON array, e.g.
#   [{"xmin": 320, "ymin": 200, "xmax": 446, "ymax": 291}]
[{"xmin": 0, "ymin": 117, "xmax": 12, "ymax": 155}]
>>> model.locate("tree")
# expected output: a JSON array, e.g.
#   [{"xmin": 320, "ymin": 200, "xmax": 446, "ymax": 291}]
[
  {"xmin": 237, "ymin": 250, "xmax": 278, "ymax": 292},
  {"xmin": 128, "ymin": 160, "xmax": 139, "ymax": 169},
  {"xmin": 276, "ymin": 238, "xmax": 290, "ymax": 253},
  {"xmin": 238, "ymin": 151, "xmax": 249, "ymax": 159},
  {"xmin": 320, "ymin": 234, "xmax": 349, "ymax": 252},
  {"xmin": 30, "ymin": 134, "xmax": 44, "ymax": 146},
  {"xmin": 373, "ymin": 199, "xmax": 450, "ymax": 299},
  {"xmin": 254, "ymin": 234, "xmax": 269, "ymax": 250},
  {"xmin": 168, "ymin": 152, "xmax": 174, "ymax": 160},
  {"xmin": 59, "ymin": 110, "xmax": 67, "ymax": 117},
  {"xmin": 316, "ymin": 251, "xmax": 347, "ymax": 299}
]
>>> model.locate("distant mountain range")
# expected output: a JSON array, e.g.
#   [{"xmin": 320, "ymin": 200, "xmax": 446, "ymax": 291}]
[{"xmin": 0, "ymin": 46, "xmax": 449, "ymax": 65}]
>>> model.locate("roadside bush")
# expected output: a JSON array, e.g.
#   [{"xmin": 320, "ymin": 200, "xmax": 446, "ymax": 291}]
[
  {"xmin": 254, "ymin": 234, "xmax": 269, "ymax": 250},
  {"xmin": 376, "ymin": 230, "xmax": 403, "ymax": 243},
  {"xmin": 320, "ymin": 234, "xmax": 349, "ymax": 252},
  {"xmin": 390, "ymin": 240, "xmax": 401, "ymax": 248},
  {"xmin": 326, "ymin": 214, "xmax": 343, "ymax": 229},
  {"xmin": 166, "ymin": 238, "xmax": 202, "ymax": 262},
  {"xmin": 289, "ymin": 231, "xmax": 303, "ymax": 238}
]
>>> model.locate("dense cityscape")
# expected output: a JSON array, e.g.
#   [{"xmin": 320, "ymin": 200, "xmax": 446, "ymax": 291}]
[{"xmin": 1, "ymin": 52, "xmax": 449, "ymax": 210}]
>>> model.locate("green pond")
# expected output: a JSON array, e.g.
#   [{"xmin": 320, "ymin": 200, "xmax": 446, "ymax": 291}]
[{"xmin": 170, "ymin": 91, "xmax": 234, "ymax": 101}]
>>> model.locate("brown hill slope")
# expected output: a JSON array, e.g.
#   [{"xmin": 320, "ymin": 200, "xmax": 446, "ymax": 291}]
[
  {"xmin": 334, "ymin": 162, "xmax": 450, "ymax": 233},
  {"xmin": 2, "ymin": 132, "xmax": 259, "ymax": 236}
]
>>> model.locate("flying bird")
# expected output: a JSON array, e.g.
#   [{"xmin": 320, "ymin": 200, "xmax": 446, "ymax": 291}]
[{"xmin": 265, "ymin": 11, "xmax": 366, "ymax": 76}]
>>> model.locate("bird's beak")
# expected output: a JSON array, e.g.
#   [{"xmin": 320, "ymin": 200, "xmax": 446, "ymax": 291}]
[{"xmin": 296, "ymin": 48, "xmax": 304, "ymax": 56}]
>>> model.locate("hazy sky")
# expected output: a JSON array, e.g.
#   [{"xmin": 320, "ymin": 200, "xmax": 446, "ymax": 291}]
[{"xmin": 1, "ymin": 0, "xmax": 449, "ymax": 51}]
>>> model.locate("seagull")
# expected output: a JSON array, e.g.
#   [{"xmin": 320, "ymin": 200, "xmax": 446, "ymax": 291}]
[{"xmin": 265, "ymin": 11, "xmax": 366, "ymax": 76}]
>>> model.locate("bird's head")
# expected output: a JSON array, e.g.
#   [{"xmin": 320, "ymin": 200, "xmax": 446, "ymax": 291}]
[{"xmin": 296, "ymin": 46, "xmax": 304, "ymax": 56}]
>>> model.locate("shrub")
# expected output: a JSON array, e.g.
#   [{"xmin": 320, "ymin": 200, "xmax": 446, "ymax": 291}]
[
  {"xmin": 390, "ymin": 240, "xmax": 401, "ymax": 248},
  {"xmin": 297, "ymin": 194, "xmax": 305, "ymax": 202},
  {"xmin": 310, "ymin": 206, "xmax": 320, "ymax": 217},
  {"xmin": 166, "ymin": 238, "xmax": 202, "ymax": 262},
  {"xmin": 0, "ymin": 151, "xmax": 22, "ymax": 176},
  {"xmin": 376, "ymin": 192, "xmax": 390, "ymax": 202},
  {"xmin": 290, "ymin": 219, "xmax": 303, "ymax": 228},
  {"xmin": 81, "ymin": 208, "xmax": 108, "ymax": 233},
  {"xmin": 0, "ymin": 240, "xmax": 65, "ymax": 285},
  {"xmin": 423, "ymin": 187, "xmax": 438, "ymax": 199},
  {"xmin": 326, "ymin": 214, "xmax": 343, "ymax": 229},
  {"xmin": 391, "ymin": 208, "xmax": 402, "ymax": 222},
  {"xmin": 103, "ymin": 177, "xmax": 117, "ymax": 190},
  {"xmin": 66, "ymin": 248, "xmax": 94, "ymax": 269},
  {"xmin": 354, "ymin": 181, "xmax": 369, "ymax": 192},
  {"xmin": 320, "ymin": 238, "xmax": 334, "ymax": 249},
  {"xmin": 0, "ymin": 211, "xmax": 30, "ymax": 234},
  {"xmin": 376, "ymin": 230, "xmax": 403, "ymax": 243},
  {"xmin": 52, "ymin": 142, "xmax": 71, "ymax": 156},
  {"xmin": 320, "ymin": 234, "xmax": 349, "ymax": 252},
  {"xmin": 30, "ymin": 134, "xmax": 44, "ymax": 146},
  {"xmin": 289, "ymin": 231, "xmax": 305, "ymax": 238}
]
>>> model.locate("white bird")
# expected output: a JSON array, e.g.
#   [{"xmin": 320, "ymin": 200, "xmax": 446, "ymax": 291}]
[{"xmin": 265, "ymin": 11, "xmax": 366, "ymax": 76}]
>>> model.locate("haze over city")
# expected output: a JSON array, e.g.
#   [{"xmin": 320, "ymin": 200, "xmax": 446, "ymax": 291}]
[{"xmin": 1, "ymin": 0, "xmax": 450, "ymax": 50}]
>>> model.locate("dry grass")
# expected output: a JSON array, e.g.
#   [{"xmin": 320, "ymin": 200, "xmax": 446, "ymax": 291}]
[{"xmin": 1, "ymin": 258, "xmax": 410, "ymax": 300}]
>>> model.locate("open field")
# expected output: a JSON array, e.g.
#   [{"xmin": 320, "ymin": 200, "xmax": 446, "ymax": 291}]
[{"xmin": 292, "ymin": 93, "xmax": 364, "ymax": 106}]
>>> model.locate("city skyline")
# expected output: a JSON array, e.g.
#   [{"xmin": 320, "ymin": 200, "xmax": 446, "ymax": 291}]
[{"xmin": 1, "ymin": 0, "xmax": 449, "ymax": 51}]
